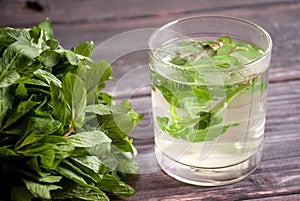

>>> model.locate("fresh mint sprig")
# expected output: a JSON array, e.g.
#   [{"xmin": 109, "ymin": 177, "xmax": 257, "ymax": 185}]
[{"xmin": 154, "ymin": 36, "xmax": 264, "ymax": 142}]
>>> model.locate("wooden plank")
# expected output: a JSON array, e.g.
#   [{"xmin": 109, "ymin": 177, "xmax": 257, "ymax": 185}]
[
  {"xmin": 247, "ymin": 194, "xmax": 300, "ymax": 200},
  {"xmin": 124, "ymin": 158, "xmax": 300, "ymax": 200},
  {"xmin": 0, "ymin": 0, "xmax": 298, "ymax": 27},
  {"xmin": 124, "ymin": 159, "xmax": 300, "ymax": 200},
  {"xmin": 57, "ymin": 2, "xmax": 300, "ymax": 49}
]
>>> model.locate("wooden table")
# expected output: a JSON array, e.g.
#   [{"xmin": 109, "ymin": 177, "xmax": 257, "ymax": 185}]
[{"xmin": 1, "ymin": 0, "xmax": 300, "ymax": 200}]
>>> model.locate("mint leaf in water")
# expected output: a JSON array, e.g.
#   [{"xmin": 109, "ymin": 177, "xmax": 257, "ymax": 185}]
[
  {"xmin": 0, "ymin": 18, "xmax": 142, "ymax": 201},
  {"xmin": 153, "ymin": 36, "xmax": 265, "ymax": 142}
]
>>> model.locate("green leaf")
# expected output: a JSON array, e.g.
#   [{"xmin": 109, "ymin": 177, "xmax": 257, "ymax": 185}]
[
  {"xmin": 26, "ymin": 157, "xmax": 42, "ymax": 174},
  {"xmin": 99, "ymin": 153, "xmax": 119, "ymax": 170},
  {"xmin": 11, "ymin": 186, "xmax": 35, "ymax": 201},
  {"xmin": 184, "ymin": 123, "xmax": 239, "ymax": 142},
  {"xmin": 212, "ymin": 55, "xmax": 242, "ymax": 67},
  {"xmin": 0, "ymin": 27, "xmax": 21, "ymax": 46},
  {"xmin": 232, "ymin": 41, "xmax": 263, "ymax": 60},
  {"xmin": 156, "ymin": 116, "xmax": 169, "ymax": 130},
  {"xmin": 17, "ymin": 144, "xmax": 55, "ymax": 168},
  {"xmin": 34, "ymin": 69, "xmax": 62, "ymax": 87},
  {"xmin": 15, "ymin": 117, "xmax": 61, "ymax": 150},
  {"xmin": 52, "ymin": 185, "xmax": 109, "ymax": 201},
  {"xmin": 216, "ymin": 44, "xmax": 233, "ymax": 55},
  {"xmin": 75, "ymin": 157, "xmax": 106, "ymax": 175},
  {"xmin": 73, "ymin": 41, "xmax": 94, "ymax": 57},
  {"xmin": 0, "ymin": 44, "xmax": 23, "ymax": 84},
  {"xmin": 15, "ymin": 82, "xmax": 27, "ymax": 97},
  {"xmin": 156, "ymin": 85, "xmax": 179, "ymax": 107},
  {"xmin": 0, "ymin": 147, "xmax": 17, "ymax": 158},
  {"xmin": 0, "ymin": 87, "xmax": 14, "ymax": 128},
  {"xmin": 101, "ymin": 113, "xmax": 135, "ymax": 139},
  {"xmin": 0, "ymin": 43, "xmax": 38, "ymax": 87},
  {"xmin": 50, "ymin": 83, "xmax": 69, "ymax": 135},
  {"xmin": 46, "ymin": 39, "xmax": 60, "ymax": 50},
  {"xmin": 62, "ymin": 72, "xmax": 87, "ymax": 127},
  {"xmin": 67, "ymin": 131, "xmax": 111, "ymax": 148},
  {"xmin": 110, "ymin": 137, "xmax": 134, "ymax": 153},
  {"xmin": 117, "ymin": 158, "xmax": 140, "ymax": 174},
  {"xmin": 182, "ymin": 97, "xmax": 209, "ymax": 115},
  {"xmin": 0, "ymin": 70, "xmax": 20, "ymax": 87},
  {"xmin": 0, "ymin": 97, "xmax": 40, "ymax": 131},
  {"xmin": 37, "ymin": 18, "xmax": 54, "ymax": 40},
  {"xmin": 22, "ymin": 178, "xmax": 62, "ymax": 199},
  {"xmin": 38, "ymin": 136, "xmax": 75, "ymax": 161},
  {"xmin": 80, "ymin": 60, "xmax": 112, "ymax": 104},
  {"xmin": 65, "ymin": 50, "xmax": 81, "ymax": 65},
  {"xmin": 193, "ymin": 112, "xmax": 212, "ymax": 130},
  {"xmin": 56, "ymin": 165, "xmax": 88, "ymax": 186},
  {"xmin": 40, "ymin": 49, "xmax": 60, "ymax": 67},
  {"xmin": 23, "ymin": 78, "xmax": 49, "ymax": 87},
  {"xmin": 218, "ymin": 36, "xmax": 232, "ymax": 43},
  {"xmin": 98, "ymin": 174, "xmax": 135, "ymax": 197},
  {"xmin": 85, "ymin": 104, "xmax": 112, "ymax": 115},
  {"xmin": 21, "ymin": 170, "xmax": 62, "ymax": 183},
  {"xmin": 63, "ymin": 159, "xmax": 99, "ymax": 181},
  {"xmin": 71, "ymin": 156, "xmax": 105, "ymax": 183},
  {"xmin": 191, "ymin": 86, "xmax": 211, "ymax": 101}
]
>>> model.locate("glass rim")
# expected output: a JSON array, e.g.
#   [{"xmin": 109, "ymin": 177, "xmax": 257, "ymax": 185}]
[{"xmin": 148, "ymin": 15, "xmax": 272, "ymax": 73}]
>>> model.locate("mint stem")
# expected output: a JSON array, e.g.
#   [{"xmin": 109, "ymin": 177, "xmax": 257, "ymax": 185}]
[
  {"xmin": 170, "ymin": 75, "xmax": 258, "ymax": 129},
  {"xmin": 210, "ymin": 75, "xmax": 259, "ymax": 118}
]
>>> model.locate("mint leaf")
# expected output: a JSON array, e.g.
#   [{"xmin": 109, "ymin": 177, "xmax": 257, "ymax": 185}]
[
  {"xmin": 0, "ymin": 87, "xmax": 14, "ymax": 127},
  {"xmin": 98, "ymin": 174, "xmax": 135, "ymax": 198},
  {"xmin": 22, "ymin": 178, "xmax": 62, "ymax": 199},
  {"xmin": 0, "ymin": 70, "xmax": 20, "ymax": 88},
  {"xmin": 70, "ymin": 156, "xmax": 106, "ymax": 183},
  {"xmin": 40, "ymin": 49, "xmax": 60, "ymax": 67},
  {"xmin": 85, "ymin": 104, "xmax": 112, "ymax": 115},
  {"xmin": 67, "ymin": 131, "xmax": 111, "ymax": 148},
  {"xmin": 0, "ymin": 97, "xmax": 40, "ymax": 131},
  {"xmin": 0, "ymin": 147, "xmax": 17, "ymax": 158},
  {"xmin": 56, "ymin": 164, "xmax": 88, "ymax": 186},
  {"xmin": 0, "ymin": 28, "xmax": 21, "ymax": 46},
  {"xmin": 65, "ymin": 50, "xmax": 81, "ymax": 65},
  {"xmin": 62, "ymin": 72, "xmax": 87, "ymax": 127},
  {"xmin": 17, "ymin": 143, "xmax": 55, "ymax": 168},
  {"xmin": 36, "ymin": 18, "xmax": 54, "ymax": 40},
  {"xmin": 73, "ymin": 41, "xmax": 94, "ymax": 57},
  {"xmin": 14, "ymin": 118, "xmax": 61, "ymax": 150},
  {"xmin": 11, "ymin": 186, "xmax": 34, "ymax": 201}
]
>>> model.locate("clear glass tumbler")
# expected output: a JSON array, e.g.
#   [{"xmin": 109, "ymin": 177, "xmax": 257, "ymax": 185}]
[{"xmin": 148, "ymin": 16, "xmax": 272, "ymax": 186}]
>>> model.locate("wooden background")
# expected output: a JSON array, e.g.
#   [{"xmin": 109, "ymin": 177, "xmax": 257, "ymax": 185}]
[{"xmin": 1, "ymin": 0, "xmax": 300, "ymax": 200}]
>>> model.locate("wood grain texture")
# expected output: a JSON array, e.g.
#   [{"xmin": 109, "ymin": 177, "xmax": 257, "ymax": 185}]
[
  {"xmin": 0, "ymin": 0, "xmax": 298, "ymax": 27},
  {"xmin": 1, "ymin": 0, "xmax": 300, "ymax": 200}
]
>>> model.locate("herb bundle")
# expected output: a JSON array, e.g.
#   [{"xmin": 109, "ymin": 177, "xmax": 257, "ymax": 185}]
[{"xmin": 0, "ymin": 19, "xmax": 143, "ymax": 200}]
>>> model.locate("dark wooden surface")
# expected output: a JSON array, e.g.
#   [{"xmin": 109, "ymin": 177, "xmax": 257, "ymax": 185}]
[{"xmin": 1, "ymin": 0, "xmax": 300, "ymax": 200}]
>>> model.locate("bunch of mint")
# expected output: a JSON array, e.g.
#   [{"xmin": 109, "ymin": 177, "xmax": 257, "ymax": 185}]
[{"xmin": 0, "ymin": 19, "xmax": 143, "ymax": 201}]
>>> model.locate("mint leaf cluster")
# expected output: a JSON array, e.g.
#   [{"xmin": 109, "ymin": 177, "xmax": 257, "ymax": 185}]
[
  {"xmin": 0, "ymin": 19, "xmax": 143, "ymax": 201},
  {"xmin": 153, "ymin": 36, "xmax": 264, "ymax": 142}
]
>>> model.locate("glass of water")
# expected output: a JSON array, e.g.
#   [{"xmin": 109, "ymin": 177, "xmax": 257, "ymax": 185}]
[{"xmin": 148, "ymin": 16, "xmax": 272, "ymax": 186}]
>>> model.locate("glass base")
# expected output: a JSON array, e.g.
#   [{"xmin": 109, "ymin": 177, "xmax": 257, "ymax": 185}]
[{"xmin": 155, "ymin": 146, "xmax": 262, "ymax": 186}]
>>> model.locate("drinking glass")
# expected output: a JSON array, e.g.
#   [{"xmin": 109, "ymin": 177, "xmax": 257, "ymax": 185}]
[{"xmin": 148, "ymin": 16, "xmax": 272, "ymax": 186}]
